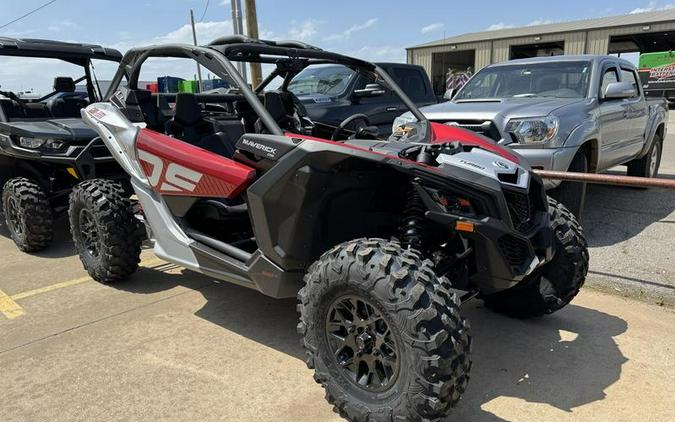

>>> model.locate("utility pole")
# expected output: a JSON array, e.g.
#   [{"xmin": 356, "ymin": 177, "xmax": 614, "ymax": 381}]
[
  {"xmin": 189, "ymin": 9, "xmax": 203, "ymax": 92},
  {"xmin": 244, "ymin": 0, "xmax": 262, "ymax": 87},
  {"xmin": 230, "ymin": 0, "xmax": 248, "ymax": 83}
]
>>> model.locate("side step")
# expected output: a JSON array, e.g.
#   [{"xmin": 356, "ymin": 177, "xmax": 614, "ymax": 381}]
[{"xmin": 184, "ymin": 228, "xmax": 252, "ymax": 263}]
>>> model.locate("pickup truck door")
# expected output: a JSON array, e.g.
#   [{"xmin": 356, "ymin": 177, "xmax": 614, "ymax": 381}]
[
  {"xmin": 348, "ymin": 71, "xmax": 403, "ymax": 135},
  {"xmin": 597, "ymin": 65, "xmax": 628, "ymax": 168},
  {"xmin": 616, "ymin": 67, "xmax": 649, "ymax": 162}
]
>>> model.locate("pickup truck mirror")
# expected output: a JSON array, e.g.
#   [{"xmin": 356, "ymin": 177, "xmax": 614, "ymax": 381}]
[
  {"xmin": 354, "ymin": 83, "xmax": 386, "ymax": 98},
  {"xmin": 603, "ymin": 81, "xmax": 637, "ymax": 100}
]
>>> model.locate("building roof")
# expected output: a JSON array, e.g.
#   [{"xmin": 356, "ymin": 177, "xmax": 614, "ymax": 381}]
[{"xmin": 409, "ymin": 9, "xmax": 675, "ymax": 49}]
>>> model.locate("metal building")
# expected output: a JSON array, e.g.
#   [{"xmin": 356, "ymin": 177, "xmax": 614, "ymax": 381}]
[{"xmin": 408, "ymin": 9, "xmax": 675, "ymax": 94}]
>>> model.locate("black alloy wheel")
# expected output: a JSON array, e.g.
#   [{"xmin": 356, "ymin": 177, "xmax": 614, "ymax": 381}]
[{"xmin": 325, "ymin": 295, "xmax": 400, "ymax": 392}]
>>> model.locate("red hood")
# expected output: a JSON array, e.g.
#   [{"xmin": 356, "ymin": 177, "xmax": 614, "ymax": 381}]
[{"xmin": 430, "ymin": 122, "xmax": 520, "ymax": 164}]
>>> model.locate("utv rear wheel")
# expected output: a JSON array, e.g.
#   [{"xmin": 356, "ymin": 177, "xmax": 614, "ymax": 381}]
[
  {"xmin": 298, "ymin": 238, "xmax": 471, "ymax": 422},
  {"xmin": 2, "ymin": 177, "xmax": 53, "ymax": 252},
  {"xmin": 483, "ymin": 197, "xmax": 588, "ymax": 318},
  {"xmin": 69, "ymin": 179, "xmax": 143, "ymax": 283}
]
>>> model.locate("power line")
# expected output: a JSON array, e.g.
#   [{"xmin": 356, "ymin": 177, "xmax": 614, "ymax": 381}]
[
  {"xmin": 199, "ymin": 0, "xmax": 210, "ymax": 22},
  {"xmin": 0, "ymin": 0, "xmax": 58, "ymax": 31}
]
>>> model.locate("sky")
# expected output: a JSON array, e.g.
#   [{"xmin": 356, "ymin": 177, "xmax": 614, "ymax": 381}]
[{"xmin": 0, "ymin": 0, "xmax": 673, "ymax": 93}]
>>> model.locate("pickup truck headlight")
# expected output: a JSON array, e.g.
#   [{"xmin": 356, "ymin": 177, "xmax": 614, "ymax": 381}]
[
  {"xmin": 505, "ymin": 115, "xmax": 559, "ymax": 144},
  {"xmin": 392, "ymin": 113, "xmax": 417, "ymax": 132}
]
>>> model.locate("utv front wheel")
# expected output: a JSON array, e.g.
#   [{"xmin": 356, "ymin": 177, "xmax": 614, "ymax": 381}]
[
  {"xmin": 298, "ymin": 238, "xmax": 471, "ymax": 422},
  {"xmin": 2, "ymin": 177, "xmax": 53, "ymax": 252},
  {"xmin": 69, "ymin": 179, "xmax": 143, "ymax": 283},
  {"xmin": 483, "ymin": 197, "xmax": 588, "ymax": 318}
]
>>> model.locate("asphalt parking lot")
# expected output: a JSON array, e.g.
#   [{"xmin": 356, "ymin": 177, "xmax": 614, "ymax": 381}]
[{"xmin": 1, "ymin": 120, "xmax": 674, "ymax": 421}]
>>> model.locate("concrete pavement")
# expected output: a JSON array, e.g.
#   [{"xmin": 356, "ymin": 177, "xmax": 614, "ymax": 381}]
[
  {"xmin": 0, "ymin": 254, "xmax": 673, "ymax": 421},
  {"xmin": 583, "ymin": 112, "xmax": 675, "ymax": 306}
]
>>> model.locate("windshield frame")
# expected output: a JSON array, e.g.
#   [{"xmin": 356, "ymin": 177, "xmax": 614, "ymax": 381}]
[{"xmin": 454, "ymin": 60, "xmax": 593, "ymax": 101}]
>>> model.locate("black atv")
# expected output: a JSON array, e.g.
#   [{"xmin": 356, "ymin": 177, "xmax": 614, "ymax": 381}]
[
  {"xmin": 0, "ymin": 37, "xmax": 125, "ymax": 252},
  {"xmin": 71, "ymin": 36, "xmax": 588, "ymax": 421}
]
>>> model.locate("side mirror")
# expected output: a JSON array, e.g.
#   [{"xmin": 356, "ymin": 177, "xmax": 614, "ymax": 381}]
[
  {"xmin": 354, "ymin": 83, "xmax": 386, "ymax": 98},
  {"xmin": 603, "ymin": 81, "xmax": 636, "ymax": 100},
  {"xmin": 443, "ymin": 88, "xmax": 456, "ymax": 101}
]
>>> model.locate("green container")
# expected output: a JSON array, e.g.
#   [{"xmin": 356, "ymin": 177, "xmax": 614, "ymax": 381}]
[
  {"xmin": 177, "ymin": 80, "xmax": 199, "ymax": 93},
  {"xmin": 639, "ymin": 51, "xmax": 675, "ymax": 69}
]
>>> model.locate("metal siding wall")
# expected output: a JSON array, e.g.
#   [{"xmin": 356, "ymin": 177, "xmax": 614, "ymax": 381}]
[
  {"xmin": 565, "ymin": 31, "xmax": 587, "ymax": 54},
  {"xmin": 409, "ymin": 20, "xmax": 675, "ymax": 71},
  {"xmin": 586, "ymin": 29, "xmax": 610, "ymax": 54}
]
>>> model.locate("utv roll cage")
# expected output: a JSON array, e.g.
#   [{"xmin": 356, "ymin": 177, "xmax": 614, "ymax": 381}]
[
  {"xmin": 105, "ymin": 35, "xmax": 429, "ymax": 138},
  {"xmin": 0, "ymin": 37, "xmax": 122, "ymax": 105}
]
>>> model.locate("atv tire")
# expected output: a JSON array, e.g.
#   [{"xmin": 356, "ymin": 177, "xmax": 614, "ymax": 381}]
[
  {"xmin": 483, "ymin": 197, "xmax": 588, "ymax": 318},
  {"xmin": 298, "ymin": 238, "xmax": 471, "ymax": 422},
  {"xmin": 69, "ymin": 179, "xmax": 143, "ymax": 283},
  {"xmin": 2, "ymin": 177, "xmax": 53, "ymax": 252},
  {"xmin": 627, "ymin": 133, "xmax": 662, "ymax": 179}
]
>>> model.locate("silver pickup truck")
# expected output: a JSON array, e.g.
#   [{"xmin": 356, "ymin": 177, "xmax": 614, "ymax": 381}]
[{"xmin": 394, "ymin": 55, "xmax": 669, "ymax": 215}]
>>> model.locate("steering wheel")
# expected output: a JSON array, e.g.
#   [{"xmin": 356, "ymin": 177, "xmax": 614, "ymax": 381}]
[{"xmin": 331, "ymin": 113, "xmax": 371, "ymax": 141}]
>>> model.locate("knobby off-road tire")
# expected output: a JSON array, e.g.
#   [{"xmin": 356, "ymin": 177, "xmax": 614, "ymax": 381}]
[
  {"xmin": 627, "ymin": 133, "xmax": 662, "ymax": 179},
  {"xmin": 69, "ymin": 179, "xmax": 143, "ymax": 283},
  {"xmin": 484, "ymin": 197, "xmax": 589, "ymax": 318},
  {"xmin": 1, "ymin": 177, "xmax": 53, "ymax": 252},
  {"xmin": 297, "ymin": 238, "xmax": 471, "ymax": 422}
]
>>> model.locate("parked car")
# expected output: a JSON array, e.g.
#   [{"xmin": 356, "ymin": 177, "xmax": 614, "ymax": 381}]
[
  {"xmin": 394, "ymin": 55, "xmax": 669, "ymax": 215},
  {"xmin": 0, "ymin": 37, "xmax": 124, "ymax": 252},
  {"xmin": 68, "ymin": 36, "xmax": 587, "ymax": 422},
  {"xmin": 288, "ymin": 62, "xmax": 436, "ymax": 136}
]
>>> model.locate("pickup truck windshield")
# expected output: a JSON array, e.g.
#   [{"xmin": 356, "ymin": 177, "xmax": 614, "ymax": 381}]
[
  {"xmin": 288, "ymin": 65, "xmax": 355, "ymax": 96},
  {"xmin": 455, "ymin": 61, "xmax": 592, "ymax": 100}
]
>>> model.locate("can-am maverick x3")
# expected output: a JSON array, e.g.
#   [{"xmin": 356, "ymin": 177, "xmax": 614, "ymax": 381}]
[{"xmin": 71, "ymin": 35, "xmax": 588, "ymax": 422}]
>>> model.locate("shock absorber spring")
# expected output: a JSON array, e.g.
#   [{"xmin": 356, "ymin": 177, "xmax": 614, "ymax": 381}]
[{"xmin": 400, "ymin": 183, "xmax": 426, "ymax": 251}]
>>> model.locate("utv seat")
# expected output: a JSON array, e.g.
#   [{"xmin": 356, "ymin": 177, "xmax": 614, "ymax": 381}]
[
  {"xmin": 46, "ymin": 77, "xmax": 88, "ymax": 118},
  {"xmin": 167, "ymin": 92, "xmax": 242, "ymax": 158},
  {"xmin": 254, "ymin": 90, "xmax": 301, "ymax": 132},
  {"xmin": 166, "ymin": 92, "xmax": 214, "ymax": 144}
]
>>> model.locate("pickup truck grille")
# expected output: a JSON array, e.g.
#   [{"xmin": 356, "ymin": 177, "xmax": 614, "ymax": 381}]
[{"xmin": 437, "ymin": 120, "xmax": 501, "ymax": 142}]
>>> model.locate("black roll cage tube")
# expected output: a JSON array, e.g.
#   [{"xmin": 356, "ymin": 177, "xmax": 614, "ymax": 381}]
[{"xmin": 104, "ymin": 41, "xmax": 430, "ymax": 139}]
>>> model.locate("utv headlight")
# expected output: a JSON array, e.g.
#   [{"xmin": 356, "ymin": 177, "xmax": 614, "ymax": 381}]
[
  {"xmin": 505, "ymin": 115, "xmax": 559, "ymax": 144},
  {"xmin": 17, "ymin": 137, "xmax": 66, "ymax": 151},
  {"xmin": 426, "ymin": 188, "xmax": 476, "ymax": 218},
  {"xmin": 392, "ymin": 112, "xmax": 418, "ymax": 132},
  {"xmin": 18, "ymin": 137, "xmax": 46, "ymax": 149}
]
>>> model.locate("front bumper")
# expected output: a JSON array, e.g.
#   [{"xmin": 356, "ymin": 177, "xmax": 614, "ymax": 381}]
[
  {"xmin": 423, "ymin": 174, "xmax": 554, "ymax": 294},
  {"xmin": 509, "ymin": 146, "xmax": 579, "ymax": 189},
  {"xmin": 0, "ymin": 135, "xmax": 121, "ymax": 180}
]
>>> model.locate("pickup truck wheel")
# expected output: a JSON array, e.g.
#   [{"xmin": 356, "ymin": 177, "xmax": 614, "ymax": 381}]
[
  {"xmin": 69, "ymin": 179, "xmax": 143, "ymax": 283},
  {"xmin": 298, "ymin": 238, "xmax": 471, "ymax": 422},
  {"xmin": 1, "ymin": 177, "xmax": 54, "ymax": 252},
  {"xmin": 549, "ymin": 150, "xmax": 587, "ymax": 217},
  {"xmin": 627, "ymin": 134, "xmax": 662, "ymax": 179},
  {"xmin": 483, "ymin": 197, "xmax": 588, "ymax": 318}
]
